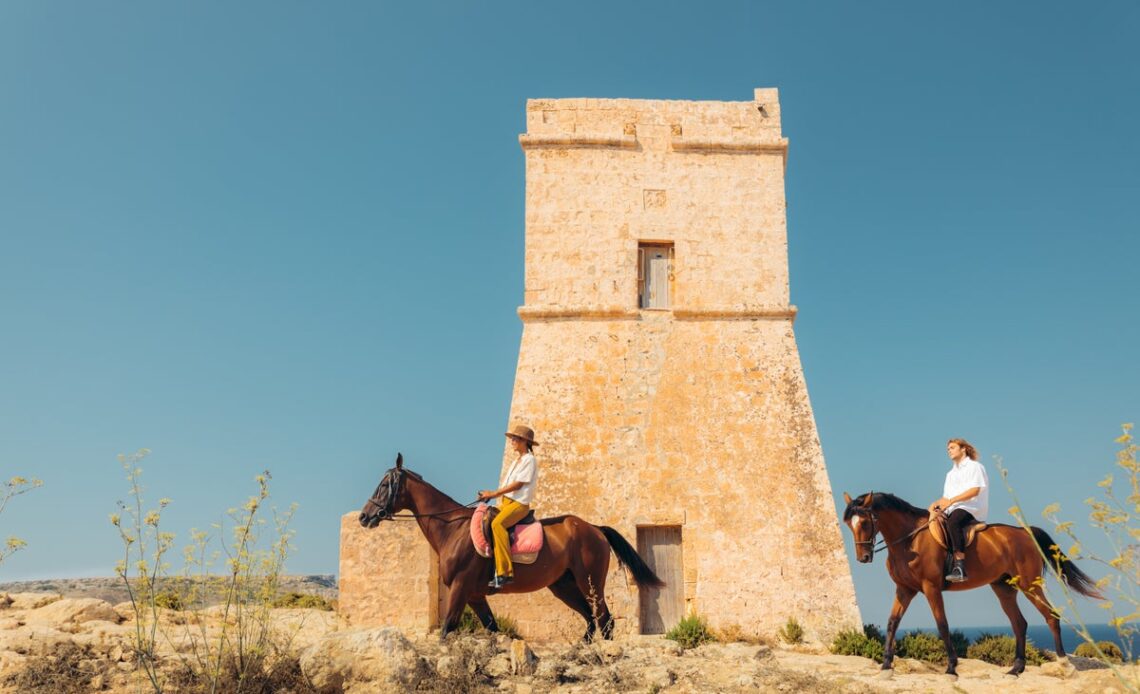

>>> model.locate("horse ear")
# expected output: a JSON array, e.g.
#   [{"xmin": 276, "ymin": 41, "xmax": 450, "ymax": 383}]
[
  {"xmin": 396, "ymin": 453, "xmax": 403, "ymax": 469},
  {"xmin": 843, "ymin": 492, "xmax": 853, "ymax": 505}
]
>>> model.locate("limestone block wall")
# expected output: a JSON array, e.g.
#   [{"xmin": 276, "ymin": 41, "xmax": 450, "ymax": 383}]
[
  {"xmin": 519, "ymin": 89, "xmax": 790, "ymax": 316},
  {"xmin": 338, "ymin": 513, "xmax": 438, "ymax": 632}
]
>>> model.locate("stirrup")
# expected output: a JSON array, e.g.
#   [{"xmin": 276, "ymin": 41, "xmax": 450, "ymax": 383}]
[
  {"xmin": 488, "ymin": 574, "xmax": 514, "ymax": 589},
  {"xmin": 945, "ymin": 560, "xmax": 967, "ymax": 583}
]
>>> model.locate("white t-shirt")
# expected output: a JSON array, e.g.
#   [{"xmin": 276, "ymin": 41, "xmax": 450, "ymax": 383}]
[
  {"xmin": 501, "ymin": 452, "xmax": 537, "ymax": 506},
  {"xmin": 943, "ymin": 457, "xmax": 989, "ymax": 522}
]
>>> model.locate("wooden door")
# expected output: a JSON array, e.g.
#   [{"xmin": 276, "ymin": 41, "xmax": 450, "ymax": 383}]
[{"xmin": 637, "ymin": 526, "xmax": 683, "ymax": 634}]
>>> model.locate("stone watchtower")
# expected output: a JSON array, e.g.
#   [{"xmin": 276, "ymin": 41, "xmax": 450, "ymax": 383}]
[
  {"xmin": 496, "ymin": 88, "xmax": 861, "ymax": 639},
  {"xmin": 337, "ymin": 88, "xmax": 861, "ymax": 642}
]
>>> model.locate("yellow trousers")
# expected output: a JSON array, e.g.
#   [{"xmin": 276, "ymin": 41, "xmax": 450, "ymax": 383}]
[{"xmin": 491, "ymin": 496, "xmax": 530, "ymax": 578}]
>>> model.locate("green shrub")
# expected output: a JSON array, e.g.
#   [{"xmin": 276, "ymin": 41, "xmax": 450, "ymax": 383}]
[
  {"xmin": 830, "ymin": 628, "xmax": 884, "ymax": 661},
  {"xmin": 665, "ymin": 614, "xmax": 715, "ymax": 650},
  {"xmin": 153, "ymin": 590, "xmax": 184, "ymax": 611},
  {"xmin": 967, "ymin": 633, "xmax": 1048, "ymax": 666},
  {"xmin": 862, "ymin": 623, "xmax": 885, "ymax": 643},
  {"xmin": 896, "ymin": 630, "xmax": 970, "ymax": 664},
  {"xmin": 715, "ymin": 622, "xmax": 769, "ymax": 645},
  {"xmin": 496, "ymin": 614, "xmax": 522, "ymax": 639},
  {"xmin": 778, "ymin": 616, "xmax": 804, "ymax": 645},
  {"xmin": 271, "ymin": 591, "xmax": 334, "ymax": 610},
  {"xmin": 1074, "ymin": 640, "xmax": 1124, "ymax": 663},
  {"xmin": 453, "ymin": 606, "xmax": 522, "ymax": 639}
]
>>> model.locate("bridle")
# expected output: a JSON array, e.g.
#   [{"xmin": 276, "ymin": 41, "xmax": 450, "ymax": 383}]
[
  {"xmin": 850, "ymin": 497, "xmax": 931, "ymax": 559},
  {"xmin": 366, "ymin": 467, "xmax": 405, "ymax": 520},
  {"xmin": 364, "ymin": 467, "xmax": 481, "ymax": 522},
  {"xmin": 852, "ymin": 507, "xmax": 880, "ymax": 555}
]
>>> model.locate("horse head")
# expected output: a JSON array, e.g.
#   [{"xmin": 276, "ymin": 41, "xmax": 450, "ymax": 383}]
[
  {"xmin": 359, "ymin": 453, "xmax": 409, "ymax": 527},
  {"xmin": 842, "ymin": 491, "xmax": 877, "ymax": 563}
]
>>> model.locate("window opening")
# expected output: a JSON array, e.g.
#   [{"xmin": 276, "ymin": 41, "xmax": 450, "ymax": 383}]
[{"xmin": 638, "ymin": 243, "xmax": 674, "ymax": 309}]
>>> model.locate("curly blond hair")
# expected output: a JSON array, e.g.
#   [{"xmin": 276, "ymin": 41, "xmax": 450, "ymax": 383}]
[{"xmin": 947, "ymin": 438, "xmax": 978, "ymax": 461}]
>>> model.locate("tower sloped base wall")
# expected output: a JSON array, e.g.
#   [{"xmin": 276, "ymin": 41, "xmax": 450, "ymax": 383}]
[{"xmin": 502, "ymin": 314, "xmax": 861, "ymax": 641}]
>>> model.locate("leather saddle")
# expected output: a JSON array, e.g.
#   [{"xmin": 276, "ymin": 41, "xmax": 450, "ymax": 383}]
[
  {"xmin": 928, "ymin": 513, "xmax": 987, "ymax": 551},
  {"xmin": 481, "ymin": 506, "xmax": 538, "ymax": 548},
  {"xmin": 470, "ymin": 504, "xmax": 544, "ymax": 564},
  {"xmin": 929, "ymin": 514, "xmax": 986, "ymax": 585}
]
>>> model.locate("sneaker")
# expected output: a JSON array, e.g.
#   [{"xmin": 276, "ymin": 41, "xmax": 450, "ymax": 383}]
[
  {"xmin": 488, "ymin": 575, "xmax": 514, "ymax": 589},
  {"xmin": 945, "ymin": 560, "xmax": 967, "ymax": 583}
]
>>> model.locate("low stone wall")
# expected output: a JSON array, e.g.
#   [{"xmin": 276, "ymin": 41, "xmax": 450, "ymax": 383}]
[{"xmin": 338, "ymin": 513, "xmax": 439, "ymax": 632}]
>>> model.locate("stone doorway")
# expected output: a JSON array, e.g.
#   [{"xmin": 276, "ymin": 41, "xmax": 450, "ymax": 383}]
[{"xmin": 637, "ymin": 526, "xmax": 683, "ymax": 634}]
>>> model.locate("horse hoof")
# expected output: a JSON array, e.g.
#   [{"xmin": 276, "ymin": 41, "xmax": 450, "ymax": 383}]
[{"xmin": 1003, "ymin": 672, "xmax": 1019, "ymax": 680}]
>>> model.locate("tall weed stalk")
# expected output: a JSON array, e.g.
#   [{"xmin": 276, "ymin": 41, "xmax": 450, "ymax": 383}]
[
  {"xmin": 111, "ymin": 449, "xmax": 170, "ymax": 692},
  {"xmin": 112, "ymin": 450, "xmax": 299, "ymax": 693},
  {"xmin": 997, "ymin": 424, "xmax": 1138, "ymax": 692},
  {"xmin": 1, "ymin": 475, "xmax": 42, "ymax": 567}
]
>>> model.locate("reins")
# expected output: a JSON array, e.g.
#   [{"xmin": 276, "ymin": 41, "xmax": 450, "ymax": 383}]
[
  {"xmin": 856, "ymin": 508, "xmax": 932, "ymax": 557},
  {"xmin": 383, "ymin": 500, "xmax": 481, "ymax": 521}
]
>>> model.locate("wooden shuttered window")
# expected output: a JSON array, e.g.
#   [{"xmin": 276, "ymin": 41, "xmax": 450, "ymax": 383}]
[{"xmin": 638, "ymin": 243, "xmax": 674, "ymax": 309}]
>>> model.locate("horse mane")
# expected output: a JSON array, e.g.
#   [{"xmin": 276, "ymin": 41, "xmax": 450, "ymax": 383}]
[
  {"xmin": 394, "ymin": 466, "xmax": 472, "ymax": 514},
  {"xmin": 844, "ymin": 492, "xmax": 926, "ymax": 521}
]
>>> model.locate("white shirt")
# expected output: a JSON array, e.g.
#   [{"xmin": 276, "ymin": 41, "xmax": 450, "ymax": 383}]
[
  {"xmin": 501, "ymin": 452, "xmax": 537, "ymax": 505},
  {"xmin": 943, "ymin": 457, "xmax": 989, "ymax": 522}
]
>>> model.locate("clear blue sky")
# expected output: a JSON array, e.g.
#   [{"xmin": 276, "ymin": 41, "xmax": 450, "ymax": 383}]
[{"xmin": 1, "ymin": 2, "xmax": 1137, "ymax": 631}]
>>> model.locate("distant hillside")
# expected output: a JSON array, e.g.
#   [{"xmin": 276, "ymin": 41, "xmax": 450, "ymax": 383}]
[{"xmin": 0, "ymin": 574, "xmax": 337, "ymax": 605}]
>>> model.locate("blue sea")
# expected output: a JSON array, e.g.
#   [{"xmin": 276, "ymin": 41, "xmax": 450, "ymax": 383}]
[{"xmin": 933, "ymin": 624, "xmax": 1134, "ymax": 658}]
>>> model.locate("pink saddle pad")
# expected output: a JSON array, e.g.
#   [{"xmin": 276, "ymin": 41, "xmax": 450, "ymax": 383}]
[{"xmin": 470, "ymin": 504, "xmax": 545, "ymax": 559}]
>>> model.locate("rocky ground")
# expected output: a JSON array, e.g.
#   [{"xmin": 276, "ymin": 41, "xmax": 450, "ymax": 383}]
[
  {"xmin": 0, "ymin": 575, "xmax": 337, "ymax": 606},
  {"xmin": 0, "ymin": 590, "xmax": 1133, "ymax": 693}
]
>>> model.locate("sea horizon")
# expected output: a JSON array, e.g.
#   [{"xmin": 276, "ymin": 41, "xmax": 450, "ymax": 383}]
[{"xmin": 900, "ymin": 623, "xmax": 1134, "ymax": 659}]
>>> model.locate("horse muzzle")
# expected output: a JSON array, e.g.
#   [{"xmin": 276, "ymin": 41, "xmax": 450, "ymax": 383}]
[{"xmin": 359, "ymin": 510, "xmax": 388, "ymax": 528}]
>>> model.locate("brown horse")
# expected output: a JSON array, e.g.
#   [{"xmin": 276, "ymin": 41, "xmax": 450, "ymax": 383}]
[
  {"xmin": 359, "ymin": 454, "xmax": 665, "ymax": 640},
  {"xmin": 842, "ymin": 492, "xmax": 1102, "ymax": 677}
]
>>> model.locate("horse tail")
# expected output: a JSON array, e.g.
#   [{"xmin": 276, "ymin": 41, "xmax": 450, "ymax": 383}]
[
  {"xmin": 596, "ymin": 526, "xmax": 666, "ymax": 588},
  {"xmin": 1030, "ymin": 526, "xmax": 1104, "ymax": 600}
]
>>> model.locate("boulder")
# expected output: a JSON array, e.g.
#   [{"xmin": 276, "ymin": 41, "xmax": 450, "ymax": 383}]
[
  {"xmin": 0, "ymin": 625, "xmax": 71, "ymax": 656},
  {"xmin": 300, "ymin": 627, "xmax": 427, "ymax": 693},
  {"xmin": 642, "ymin": 664, "xmax": 676, "ymax": 689},
  {"xmin": 25, "ymin": 598, "xmax": 119, "ymax": 625},
  {"xmin": 509, "ymin": 639, "xmax": 537, "ymax": 676},
  {"xmin": 3, "ymin": 592, "xmax": 61, "ymax": 611},
  {"xmin": 484, "ymin": 652, "xmax": 511, "ymax": 678}
]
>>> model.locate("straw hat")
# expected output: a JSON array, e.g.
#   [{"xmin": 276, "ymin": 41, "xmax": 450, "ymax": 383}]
[{"xmin": 505, "ymin": 424, "xmax": 539, "ymax": 446}]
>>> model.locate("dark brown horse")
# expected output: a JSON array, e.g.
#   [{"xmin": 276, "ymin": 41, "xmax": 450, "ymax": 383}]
[
  {"xmin": 842, "ymin": 492, "xmax": 1102, "ymax": 677},
  {"xmin": 359, "ymin": 454, "xmax": 664, "ymax": 640}
]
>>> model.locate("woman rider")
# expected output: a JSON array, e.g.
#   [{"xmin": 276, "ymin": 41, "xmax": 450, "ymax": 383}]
[
  {"xmin": 477, "ymin": 424, "xmax": 538, "ymax": 589},
  {"xmin": 928, "ymin": 438, "xmax": 989, "ymax": 583}
]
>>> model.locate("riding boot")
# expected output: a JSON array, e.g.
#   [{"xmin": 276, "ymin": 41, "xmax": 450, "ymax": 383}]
[
  {"xmin": 945, "ymin": 559, "xmax": 967, "ymax": 583},
  {"xmin": 488, "ymin": 574, "xmax": 514, "ymax": 589}
]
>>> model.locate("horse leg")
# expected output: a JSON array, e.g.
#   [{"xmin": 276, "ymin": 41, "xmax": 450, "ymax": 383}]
[
  {"xmin": 1022, "ymin": 572, "xmax": 1066, "ymax": 657},
  {"xmin": 468, "ymin": 596, "xmax": 498, "ymax": 633},
  {"xmin": 882, "ymin": 586, "xmax": 917, "ymax": 671},
  {"xmin": 572, "ymin": 568, "xmax": 613, "ymax": 641},
  {"xmin": 439, "ymin": 584, "xmax": 468, "ymax": 640},
  {"xmin": 546, "ymin": 571, "xmax": 595, "ymax": 642},
  {"xmin": 922, "ymin": 585, "xmax": 959, "ymax": 677},
  {"xmin": 990, "ymin": 580, "xmax": 1027, "ymax": 676}
]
